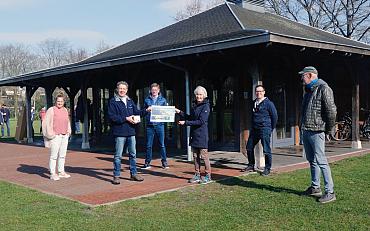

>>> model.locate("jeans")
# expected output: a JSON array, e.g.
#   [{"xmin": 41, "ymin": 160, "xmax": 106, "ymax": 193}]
[
  {"xmin": 75, "ymin": 120, "xmax": 81, "ymax": 133},
  {"xmin": 246, "ymin": 128, "xmax": 272, "ymax": 170},
  {"xmin": 302, "ymin": 130, "xmax": 334, "ymax": 193},
  {"xmin": 145, "ymin": 125, "xmax": 167, "ymax": 166},
  {"xmin": 114, "ymin": 136, "xmax": 137, "ymax": 177},
  {"xmin": 1, "ymin": 120, "xmax": 10, "ymax": 137},
  {"xmin": 49, "ymin": 134, "xmax": 69, "ymax": 174}
]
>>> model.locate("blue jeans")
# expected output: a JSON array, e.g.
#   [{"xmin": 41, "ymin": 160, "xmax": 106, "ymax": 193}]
[
  {"xmin": 246, "ymin": 128, "xmax": 272, "ymax": 170},
  {"xmin": 114, "ymin": 136, "xmax": 137, "ymax": 177},
  {"xmin": 302, "ymin": 130, "xmax": 334, "ymax": 193},
  {"xmin": 75, "ymin": 120, "xmax": 81, "ymax": 133},
  {"xmin": 145, "ymin": 125, "xmax": 167, "ymax": 166},
  {"xmin": 1, "ymin": 120, "xmax": 10, "ymax": 136}
]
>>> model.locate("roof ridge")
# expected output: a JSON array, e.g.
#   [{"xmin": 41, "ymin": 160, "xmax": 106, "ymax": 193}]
[{"xmin": 225, "ymin": 1, "xmax": 245, "ymax": 29}]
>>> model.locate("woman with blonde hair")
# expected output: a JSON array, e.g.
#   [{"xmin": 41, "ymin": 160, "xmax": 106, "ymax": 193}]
[{"xmin": 42, "ymin": 92, "xmax": 71, "ymax": 181}]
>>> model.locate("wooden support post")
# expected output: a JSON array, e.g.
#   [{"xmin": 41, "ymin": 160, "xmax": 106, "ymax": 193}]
[
  {"xmin": 81, "ymin": 82, "xmax": 90, "ymax": 149},
  {"xmin": 352, "ymin": 73, "xmax": 362, "ymax": 149},
  {"xmin": 45, "ymin": 87, "xmax": 54, "ymax": 109},
  {"xmin": 25, "ymin": 86, "xmax": 37, "ymax": 143},
  {"xmin": 92, "ymin": 87, "xmax": 102, "ymax": 140}
]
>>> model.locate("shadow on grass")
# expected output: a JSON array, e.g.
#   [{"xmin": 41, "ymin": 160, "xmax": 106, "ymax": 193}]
[{"xmin": 218, "ymin": 176, "xmax": 302, "ymax": 196}]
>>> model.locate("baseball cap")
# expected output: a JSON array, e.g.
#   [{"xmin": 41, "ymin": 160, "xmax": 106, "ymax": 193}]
[{"xmin": 298, "ymin": 66, "xmax": 318, "ymax": 75}]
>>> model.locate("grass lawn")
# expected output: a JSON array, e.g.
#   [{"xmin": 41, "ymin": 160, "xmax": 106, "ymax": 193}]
[{"xmin": 0, "ymin": 155, "xmax": 369, "ymax": 230}]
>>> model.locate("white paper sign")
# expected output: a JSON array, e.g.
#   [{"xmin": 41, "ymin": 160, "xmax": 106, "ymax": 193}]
[{"xmin": 150, "ymin": 106, "xmax": 175, "ymax": 122}]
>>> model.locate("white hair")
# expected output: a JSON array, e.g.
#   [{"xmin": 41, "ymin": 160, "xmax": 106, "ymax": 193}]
[{"xmin": 194, "ymin": 86, "xmax": 207, "ymax": 97}]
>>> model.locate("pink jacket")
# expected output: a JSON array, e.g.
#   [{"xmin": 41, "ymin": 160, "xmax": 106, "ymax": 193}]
[{"xmin": 42, "ymin": 107, "xmax": 71, "ymax": 148}]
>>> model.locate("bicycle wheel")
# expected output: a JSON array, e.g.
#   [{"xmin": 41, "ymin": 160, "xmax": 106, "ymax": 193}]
[
  {"xmin": 363, "ymin": 125, "xmax": 370, "ymax": 139},
  {"xmin": 330, "ymin": 122, "xmax": 351, "ymax": 141}
]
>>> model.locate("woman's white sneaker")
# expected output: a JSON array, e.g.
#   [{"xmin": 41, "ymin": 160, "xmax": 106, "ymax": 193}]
[
  {"xmin": 58, "ymin": 172, "xmax": 71, "ymax": 178},
  {"xmin": 50, "ymin": 174, "xmax": 60, "ymax": 181}
]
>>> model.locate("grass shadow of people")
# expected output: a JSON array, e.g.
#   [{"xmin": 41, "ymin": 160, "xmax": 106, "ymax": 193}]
[{"xmin": 217, "ymin": 176, "xmax": 302, "ymax": 196}]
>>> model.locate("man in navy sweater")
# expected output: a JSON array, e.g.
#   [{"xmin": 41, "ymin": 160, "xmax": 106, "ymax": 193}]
[
  {"xmin": 242, "ymin": 85, "xmax": 278, "ymax": 176},
  {"xmin": 108, "ymin": 81, "xmax": 146, "ymax": 185}
]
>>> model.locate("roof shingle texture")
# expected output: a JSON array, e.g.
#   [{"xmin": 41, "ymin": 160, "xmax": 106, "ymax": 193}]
[{"xmin": 82, "ymin": 4, "xmax": 247, "ymax": 64}]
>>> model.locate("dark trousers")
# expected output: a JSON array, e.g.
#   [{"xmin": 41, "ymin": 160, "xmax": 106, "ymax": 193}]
[{"xmin": 246, "ymin": 128, "xmax": 272, "ymax": 170}]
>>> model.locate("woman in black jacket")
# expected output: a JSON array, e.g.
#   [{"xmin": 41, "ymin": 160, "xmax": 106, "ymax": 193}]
[{"xmin": 176, "ymin": 86, "xmax": 211, "ymax": 184}]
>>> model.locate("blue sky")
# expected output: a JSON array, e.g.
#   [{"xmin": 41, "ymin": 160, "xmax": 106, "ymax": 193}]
[{"xmin": 0, "ymin": 0, "xmax": 198, "ymax": 52}]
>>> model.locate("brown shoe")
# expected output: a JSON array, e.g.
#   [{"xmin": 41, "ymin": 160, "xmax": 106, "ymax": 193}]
[
  {"xmin": 131, "ymin": 174, "xmax": 144, "ymax": 181},
  {"xmin": 112, "ymin": 176, "xmax": 120, "ymax": 185}
]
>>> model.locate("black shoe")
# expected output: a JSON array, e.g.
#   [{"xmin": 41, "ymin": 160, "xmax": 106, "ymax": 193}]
[
  {"xmin": 301, "ymin": 186, "xmax": 322, "ymax": 196},
  {"xmin": 318, "ymin": 192, "xmax": 336, "ymax": 203},
  {"xmin": 241, "ymin": 165, "xmax": 255, "ymax": 172},
  {"xmin": 131, "ymin": 174, "xmax": 144, "ymax": 182},
  {"xmin": 162, "ymin": 163, "xmax": 169, "ymax": 169},
  {"xmin": 261, "ymin": 168, "xmax": 271, "ymax": 176},
  {"xmin": 112, "ymin": 176, "xmax": 120, "ymax": 185}
]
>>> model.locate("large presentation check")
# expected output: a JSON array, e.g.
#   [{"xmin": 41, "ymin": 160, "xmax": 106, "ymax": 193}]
[{"xmin": 150, "ymin": 106, "xmax": 176, "ymax": 122}]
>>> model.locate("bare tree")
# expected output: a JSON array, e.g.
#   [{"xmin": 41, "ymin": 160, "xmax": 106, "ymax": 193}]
[
  {"xmin": 266, "ymin": 0, "xmax": 370, "ymax": 42},
  {"xmin": 174, "ymin": 0, "xmax": 224, "ymax": 21},
  {"xmin": 66, "ymin": 48, "xmax": 89, "ymax": 63},
  {"xmin": 38, "ymin": 38, "xmax": 71, "ymax": 68},
  {"xmin": 0, "ymin": 44, "xmax": 36, "ymax": 117},
  {"xmin": 95, "ymin": 40, "xmax": 113, "ymax": 54},
  {"xmin": 320, "ymin": 0, "xmax": 370, "ymax": 41}
]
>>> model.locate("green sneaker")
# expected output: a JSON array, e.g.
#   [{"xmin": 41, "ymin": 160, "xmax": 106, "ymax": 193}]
[
  {"xmin": 200, "ymin": 174, "xmax": 212, "ymax": 184},
  {"xmin": 188, "ymin": 173, "xmax": 201, "ymax": 183}
]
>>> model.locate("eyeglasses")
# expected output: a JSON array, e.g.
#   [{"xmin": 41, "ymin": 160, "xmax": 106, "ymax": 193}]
[
  {"xmin": 301, "ymin": 73, "xmax": 310, "ymax": 80},
  {"xmin": 255, "ymin": 90, "xmax": 264, "ymax": 93}
]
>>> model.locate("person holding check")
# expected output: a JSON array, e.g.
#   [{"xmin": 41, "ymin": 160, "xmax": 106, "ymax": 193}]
[
  {"xmin": 108, "ymin": 81, "xmax": 148, "ymax": 185},
  {"xmin": 175, "ymin": 86, "xmax": 212, "ymax": 184},
  {"xmin": 142, "ymin": 83, "xmax": 169, "ymax": 169}
]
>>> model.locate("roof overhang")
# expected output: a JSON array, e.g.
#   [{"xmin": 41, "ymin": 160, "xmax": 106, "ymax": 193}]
[
  {"xmin": 0, "ymin": 32, "xmax": 270, "ymax": 86},
  {"xmin": 1, "ymin": 31, "xmax": 369, "ymax": 87},
  {"xmin": 270, "ymin": 32, "xmax": 370, "ymax": 56}
]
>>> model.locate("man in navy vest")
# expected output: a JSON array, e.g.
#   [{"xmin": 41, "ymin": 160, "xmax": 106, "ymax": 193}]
[{"xmin": 242, "ymin": 85, "xmax": 278, "ymax": 176}]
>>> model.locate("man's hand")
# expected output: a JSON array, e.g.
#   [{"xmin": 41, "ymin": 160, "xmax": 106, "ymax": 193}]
[
  {"xmin": 175, "ymin": 108, "xmax": 181, "ymax": 114},
  {"xmin": 178, "ymin": 120, "xmax": 185, "ymax": 125},
  {"xmin": 126, "ymin": 116, "xmax": 135, "ymax": 124},
  {"xmin": 146, "ymin": 106, "xmax": 152, "ymax": 112}
]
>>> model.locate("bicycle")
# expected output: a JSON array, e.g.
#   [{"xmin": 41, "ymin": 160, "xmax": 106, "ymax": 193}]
[{"xmin": 330, "ymin": 109, "xmax": 370, "ymax": 141}]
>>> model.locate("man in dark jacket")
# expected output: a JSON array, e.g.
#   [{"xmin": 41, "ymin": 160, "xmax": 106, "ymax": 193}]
[
  {"xmin": 299, "ymin": 66, "xmax": 337, "ymax": 203},
  {"xmin": 1, "ymin": 104, "xmax": 11, "ymax": 137},
  {"xmin": 242, "ymin": 85, "xmax": 278, "ymax": 176},
  {"xmin": 142, "ymin": 83, "xmax": 169, "ymax": 169},
  {"xmin": 108, "ymin": 81, "xmax": 145, "ymax": 185}
]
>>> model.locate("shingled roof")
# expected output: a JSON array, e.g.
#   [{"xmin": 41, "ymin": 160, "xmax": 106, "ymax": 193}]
[
  {"xmin": 80, "ymin": 3, "xmax": 263, "ymax": 64},
  {"xmin": 229, "ymin": 4, "xmax": 370, "ymax": 50},
  {"xmin": 1, "ymin": 2, "xmax": 369, "ymax": 85}
]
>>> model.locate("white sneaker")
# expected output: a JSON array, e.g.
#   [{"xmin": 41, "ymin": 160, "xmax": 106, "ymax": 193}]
[
  {"xmin": 58, "ymin": 172, "xmax": 71, "ymax": 178},
  {"xmin": 50, "ymin": 174, "xmax": 60, "ymax": 181}
]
